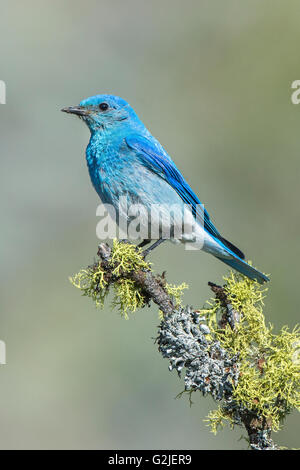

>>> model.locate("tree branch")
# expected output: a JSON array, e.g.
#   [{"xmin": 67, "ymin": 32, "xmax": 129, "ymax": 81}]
[{"xmin": 70, "ymin": 241, "xmax": 299, "ymax": 450}]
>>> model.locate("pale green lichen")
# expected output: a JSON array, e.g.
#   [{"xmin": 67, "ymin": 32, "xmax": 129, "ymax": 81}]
[
  {"xmin": 110, "ymin": 239, "xmax": 150, "ymax": 275},
  {"xmin": 69, "ymin": 265, "xmax": 107, "ymax": 307},
  {"xmin": 69, "ymin": 240, "xmax": 151, "ymax": 317},
  {"xmin": 205, "ymin": 406, "xmax": 235, "ymax": 435},
  {"xmin": 158, "ymin": 282, "xmax": 189, "ymax": 320},
  {"xmin": 202, "ymin": 272, "xmax": 300, "ymax": 433},
  {"xmin": 70, "ymin": 243, "xmax": 300, "ymax": 443},
  {"xmin": 109, "ymin": 240, "xmax": 152, "ymax": 318},
  {"xmin": 165, "ymin": 282, "xmax": 189, "ymax": 306},
  {"xmin": 112, "ymin": 279, "xmax": 145, "ymax": 318}
]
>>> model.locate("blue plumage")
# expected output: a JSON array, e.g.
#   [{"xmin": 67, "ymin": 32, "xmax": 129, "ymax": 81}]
[{"xmin": 62, "ymin": 94, "xmax": 269, "ymax": 284}]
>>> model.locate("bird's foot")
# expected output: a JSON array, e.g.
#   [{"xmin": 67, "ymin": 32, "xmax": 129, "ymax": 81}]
[
  {"xmin": 137, "ymin": 239, "xmax": 151, "ymax": 249},
  {"xmin": 118, "ymin": 238, "xmax": 150, "ymax": 255},
  {"xmin": 119, "ymin": 239, "xmax": 130, "ymax": 244},
  {"xmin": 142, "ymin": 239, "xmax": 166, "ymax": 258}
]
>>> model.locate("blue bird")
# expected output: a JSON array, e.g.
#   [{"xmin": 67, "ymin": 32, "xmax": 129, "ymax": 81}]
[{"xmin": 62, "ymin": 94, "xmax": 269, "ymax": 284}]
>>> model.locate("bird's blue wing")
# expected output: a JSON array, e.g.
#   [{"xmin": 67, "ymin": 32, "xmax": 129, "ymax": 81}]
[
  {"xmin": 125, "ymin": 135, "xmax": 221, "ymax": 240},
  {"xmin": 125, "ymin": 135, "xmax": 269, "ymax": 282}
]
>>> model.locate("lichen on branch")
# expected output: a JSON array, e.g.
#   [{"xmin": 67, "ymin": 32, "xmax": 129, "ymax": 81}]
[
  {"xmin": 69, "ymin": 240, "xmax": 300, "ymax": 450},
  {"xmin": 69, "ymin": 239, "xmax": 181, "ymax": 317},
  {"xmin": 202, "ymin": 274, "xmax": 300, "ymax": 447}
]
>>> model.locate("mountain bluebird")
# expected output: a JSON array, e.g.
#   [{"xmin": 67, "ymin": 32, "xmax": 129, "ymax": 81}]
[{"xmin": 62, "ymin": 94, "xmax": 269, "ymax": 284}]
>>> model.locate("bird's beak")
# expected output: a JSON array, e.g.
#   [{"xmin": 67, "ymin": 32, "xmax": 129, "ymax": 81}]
[{"xmin": 61, "ymin": 106, "xmax": 91, "ymax": 116}]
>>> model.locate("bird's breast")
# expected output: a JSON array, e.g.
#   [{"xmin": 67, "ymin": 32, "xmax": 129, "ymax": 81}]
[{"xmin": 86, "ymin": 142, "xmax": 136, "ymax": 204}]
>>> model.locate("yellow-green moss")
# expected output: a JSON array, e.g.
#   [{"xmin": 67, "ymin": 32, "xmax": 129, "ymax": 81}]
[
  {"xmin": 205, "ymin": 407, "xmax": 235, "ymax": 435},
  {"xmin": 110, "ymin": 239, "xmax": 150, "ymax": 275},
  {"xmin": 70, "ymin": 240, "xmax": 151, "ymax": 316},
  {"xmin": 165, "ymin": 282, "xmax": 188, "ymax": 306},
  {"xmin": 157, "ymin": 282, "xmax": 188, "ymax": 320},
  {"xmin": 69, "ymin": 265, "xmax": 107, "ymax": 307},
  {"xmin": 202, "ymin": 272, "xmax": 300, "ymax": 432},
  {"xmin": 112, "ymin": 279, "xmax": 145, "ymax": 318},
  {"xmin": 70, "ymin": 243, "xmax": 299, "ymax": 435}
]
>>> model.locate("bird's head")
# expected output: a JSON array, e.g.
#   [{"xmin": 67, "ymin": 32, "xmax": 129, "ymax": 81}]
[{"xmin": 61, "ymin": 94, "xmax": 139, "ymax": 133}]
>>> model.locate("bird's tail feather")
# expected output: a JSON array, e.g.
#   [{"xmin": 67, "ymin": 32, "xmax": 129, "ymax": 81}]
[
  {"xmin": 216, "ymin": 255, "xmax": 269, "ymax": 284},
  {"xmin": 219, "ymin": 236, "xmax": 245, "ymax": 259}
]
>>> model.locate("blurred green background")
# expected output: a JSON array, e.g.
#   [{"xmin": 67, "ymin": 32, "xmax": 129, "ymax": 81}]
[{"xmin": 0, "ymin": 0, "xmax": 299, "ymax": 450}]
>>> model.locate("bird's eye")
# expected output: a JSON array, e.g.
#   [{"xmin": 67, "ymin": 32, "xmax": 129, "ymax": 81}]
[{"xmin": 99, "ymin": 102, "xmax": 109, "ymax": 111}]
